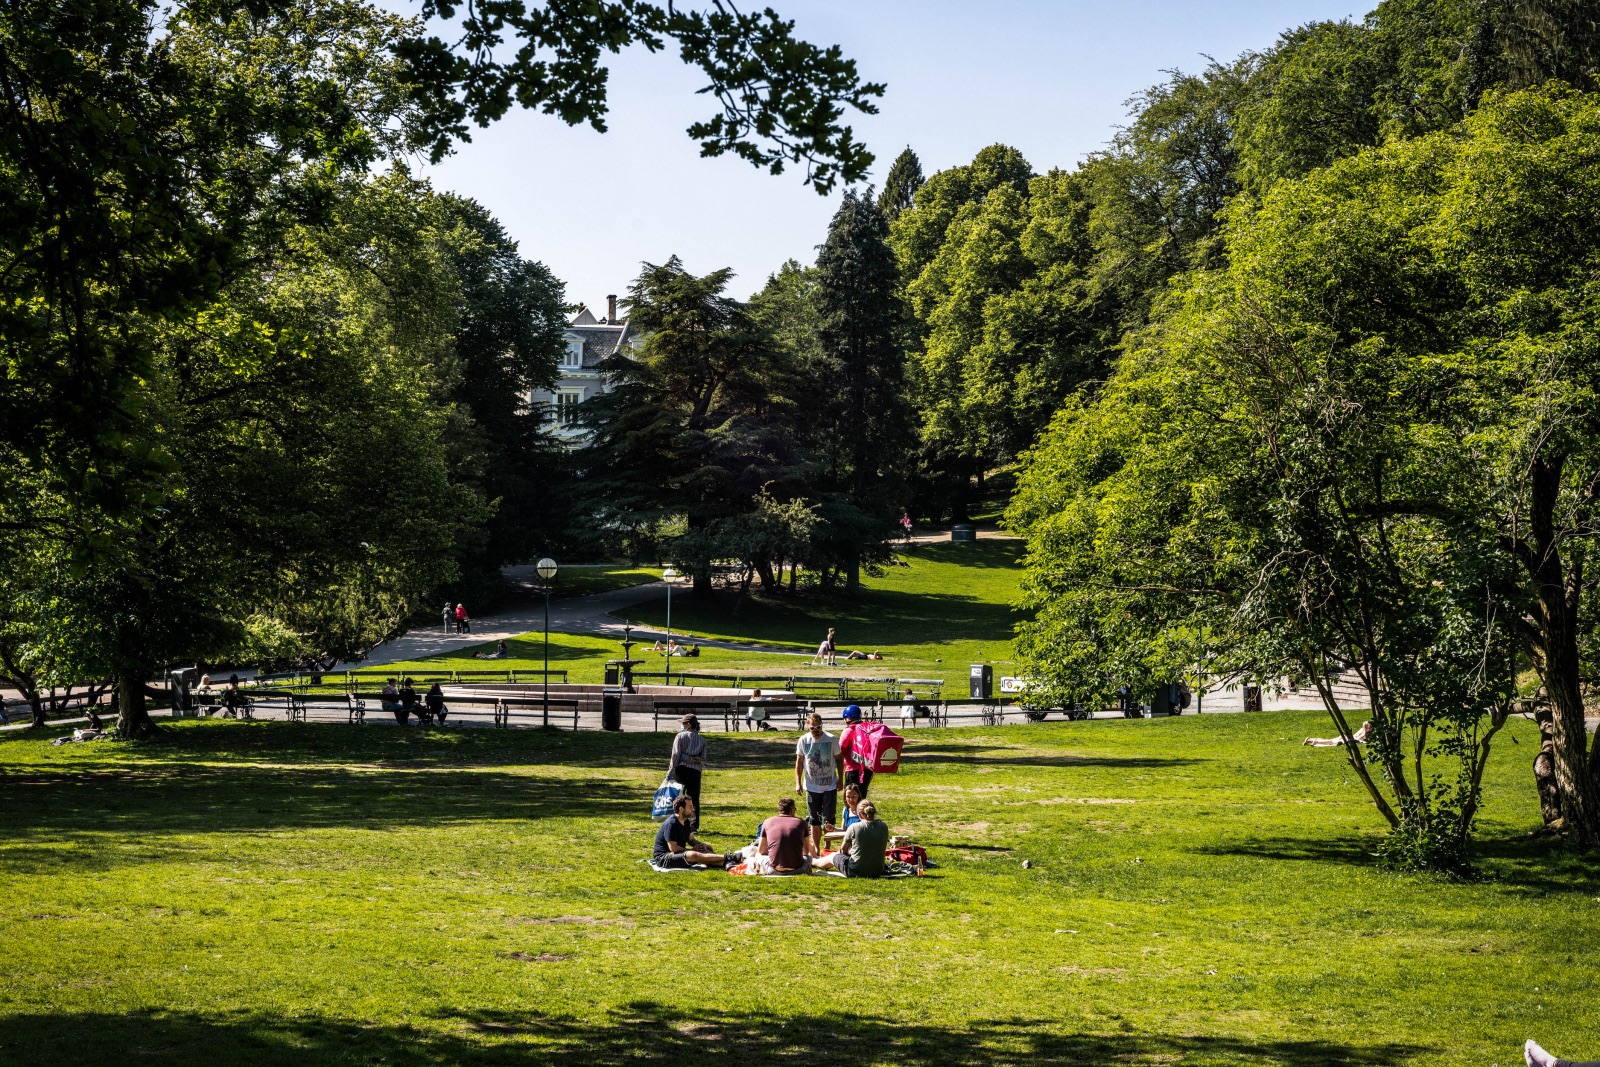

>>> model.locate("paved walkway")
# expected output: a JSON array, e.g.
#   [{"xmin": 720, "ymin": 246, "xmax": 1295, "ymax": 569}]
[{"xmin": 346, "ymin": 580, "xmax": 806, "ymax": 670}]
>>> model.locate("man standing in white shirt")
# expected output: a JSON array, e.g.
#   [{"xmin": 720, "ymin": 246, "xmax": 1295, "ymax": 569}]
[{"xmin": 795, "ymin": 712, "xmax": 841, "ymax": 852}]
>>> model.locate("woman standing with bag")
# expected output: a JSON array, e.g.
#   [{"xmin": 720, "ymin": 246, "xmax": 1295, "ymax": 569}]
[{"xmin": 668, "ymin": 713, "xmax": 708, "ymax": 831}]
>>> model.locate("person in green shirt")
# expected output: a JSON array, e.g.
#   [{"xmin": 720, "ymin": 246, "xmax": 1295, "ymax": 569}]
[{"xmin": 815, "ymin": 799, "xmax": 889, "ymax": 878}]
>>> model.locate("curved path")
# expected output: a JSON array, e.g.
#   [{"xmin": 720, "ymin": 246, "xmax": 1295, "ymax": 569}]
[{"xmin": 344, "ymin": 580, "xmax": 807, "ymax": 670}]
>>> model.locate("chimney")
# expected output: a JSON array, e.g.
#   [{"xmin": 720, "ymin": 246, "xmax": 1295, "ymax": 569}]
[{"xmin": 607, "ymin": 294, "xmax": 618, "ymax": 322}]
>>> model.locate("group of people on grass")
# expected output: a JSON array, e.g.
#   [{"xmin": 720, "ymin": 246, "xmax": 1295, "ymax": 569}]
[
  {"xmin": 653, "ymin": 705, "xmax": 891, "ymax": 877},
  {"xmin": 649, "ymin": 639, "xmax": 701, "ymax": 657}
]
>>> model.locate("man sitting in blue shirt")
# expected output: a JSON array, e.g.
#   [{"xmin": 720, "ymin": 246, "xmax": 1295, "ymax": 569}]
[{"xmin": 653, "ymin": 796, "xmax": 737, "ymax": 869}]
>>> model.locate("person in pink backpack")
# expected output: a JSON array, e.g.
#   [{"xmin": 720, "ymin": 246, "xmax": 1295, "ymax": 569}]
[{"xmin": 838, "ymin": 705, "xmax": 873, "ymax": 797}]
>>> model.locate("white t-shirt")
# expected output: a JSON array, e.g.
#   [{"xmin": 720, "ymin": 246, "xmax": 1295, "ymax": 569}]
[{"xmin": 796, "ymin": 731, "xmax": 838, "ymax": 792}]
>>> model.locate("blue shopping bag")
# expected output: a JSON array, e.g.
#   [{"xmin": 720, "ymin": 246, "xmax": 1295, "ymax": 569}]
[{"xmin": 651, "ymin": 776, "xmax": 684, "ymax": 819}]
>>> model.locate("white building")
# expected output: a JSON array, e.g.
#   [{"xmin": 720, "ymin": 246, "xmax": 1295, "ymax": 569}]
[{"xmin": 529, "ymin": 295, "xmax": 638, "ymax": 440}]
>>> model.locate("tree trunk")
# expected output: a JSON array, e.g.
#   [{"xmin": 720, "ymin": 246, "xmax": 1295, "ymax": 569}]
[
  {"xmin": 1535, "ymin": 714, "xmax": 1564, "ymax": 828},
  {"xmin": 845, "ymin": 548, "xmax": 861, "ymax": 593},
  {"xmin": 692, "ymin": 561, "xmax": 712, "ymax": 597},
  {"xmin": 755, "ymin": 558, "xmax": 778, "ymax": 593},
  {"xmin": 27, "ymin": 693, "xmax": 45, "ymax": 729},
  {"xmin": 788, "ymin": 562, "xmax": 799, "ymax": 594},
  {"xmin": 115, "ymin": 672, "xmax": 157, "ymax": 739},
  {"xmin": 1526, "ymin": 455, "xmax": 1600, "ymax": 846}
]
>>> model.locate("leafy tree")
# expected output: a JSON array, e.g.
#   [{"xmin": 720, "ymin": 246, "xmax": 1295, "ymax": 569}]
[
  {"xmin": 876, "ymin": 147, "xmax": 925, "ymax": 221},
  {"xmin": 429, "ymin": 194, "xmax": 574, "ymax": 581},
  {"xmin": 398, "ymin": 0, "xmax": 883, "ymax": 191},
  {"xmin": 811, "ymin": 190, "xmax": 912, "ymax": 589},
  {"xmin": 579, "ymin": 258, "xmax": 798, "ymax": 596},
  {"xmin": 1011, "ymin": 85, "xmax": 1600, "ymax": 861}
]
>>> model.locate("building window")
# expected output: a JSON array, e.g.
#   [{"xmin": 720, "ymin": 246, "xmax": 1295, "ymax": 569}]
[
  {"xmin": 554, "ymin": 388, "xmax": 583, "ymax": 426},
  {"xmin": 563, "ymin": 341, "xmax": 583, "ymax": 368}
]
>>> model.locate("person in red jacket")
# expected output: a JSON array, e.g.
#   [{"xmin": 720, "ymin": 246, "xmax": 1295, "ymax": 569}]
[
  {"xmin": 838, "ymin": 704, "xmax": 873, "ymax": 797},
  {"xmin": 454, "ymin": 602, "xmax": 470, "ymax": 634}
]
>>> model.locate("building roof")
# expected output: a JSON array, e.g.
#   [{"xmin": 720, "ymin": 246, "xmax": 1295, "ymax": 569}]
[{"xmin": 566, "ymin": 306, "xmax": 631, "ymax": 370}]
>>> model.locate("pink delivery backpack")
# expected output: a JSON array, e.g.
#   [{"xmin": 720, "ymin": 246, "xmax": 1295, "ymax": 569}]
[{"xmin": 850, "ymin": 721, "xmax": 905, "ymax": 774}]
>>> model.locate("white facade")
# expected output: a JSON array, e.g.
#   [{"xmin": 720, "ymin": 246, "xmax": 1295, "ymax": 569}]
[{"xmin": 528, "ymin": 299, "xmax": 637, "ymax": 441}]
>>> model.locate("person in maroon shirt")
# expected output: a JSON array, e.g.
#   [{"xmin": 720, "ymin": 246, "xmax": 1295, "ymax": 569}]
[{"xmin": 756, "ymin": 796, "xmax": 815, "ymax": 874}]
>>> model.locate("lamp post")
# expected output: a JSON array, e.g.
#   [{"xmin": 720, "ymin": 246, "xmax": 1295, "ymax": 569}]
[
  {"xmin": 661, "ymin": 566, "xmax": 677, "ymax": 686},
  {"xmin": 536, "ymin": 557, "xmax": 558, "ymax": 726}
]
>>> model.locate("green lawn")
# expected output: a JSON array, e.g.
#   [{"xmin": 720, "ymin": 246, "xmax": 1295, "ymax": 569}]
[
  {"xmin": 1, "ymin": 710, "xmax": 1593, "ymax": 1066},
  {"xmin": 548, "ymin": 565, "xmax": 661, "ymax": 599}
]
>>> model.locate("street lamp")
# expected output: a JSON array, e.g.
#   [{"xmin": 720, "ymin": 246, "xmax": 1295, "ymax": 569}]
[
  {"xmin": 536, "ymin": 557, "xmax": 558, "ymax": 726},
  {"xmin": 661, "ymin": 566, "xmax": 678, "ymax": 686}
]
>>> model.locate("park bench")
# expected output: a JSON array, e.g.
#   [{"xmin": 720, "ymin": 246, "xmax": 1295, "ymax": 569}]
[
  {"xmin": 484, "ymin": 695, "xmax": 580, "ymax": 729},
  {"xmin": 802, "ymin": 698, "xmax": 885, "ymax": 723},
  {"xmin": 733, "ymin": 700, "xmax": 807, "ymax": 732},
  {"xmin": 651, "ymin": 700, "xmax": 735, "ymax": 732}
]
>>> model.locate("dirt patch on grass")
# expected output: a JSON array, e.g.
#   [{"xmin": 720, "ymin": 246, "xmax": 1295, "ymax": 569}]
[
  {"xmin": 503, "ymin": 951, "xmax": 572, "ymax": 962},
  {"xmin": 1054, "ymin": 965, "xmax": 1127, "ymax": 978}
]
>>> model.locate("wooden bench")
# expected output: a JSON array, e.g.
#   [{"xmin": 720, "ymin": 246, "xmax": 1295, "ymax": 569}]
[
  {"xmin": 652, "ymin": 700, "xmax": 735, "ymax": 732},
  {"xmin": 734, "ymin": 700, "xmax": 807, "ymax": 732}
]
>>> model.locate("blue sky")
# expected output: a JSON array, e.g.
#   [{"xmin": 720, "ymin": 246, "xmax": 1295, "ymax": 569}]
[{"xmin": 420, "ymin": 1, "xmax": 1364, "ymax": 313}]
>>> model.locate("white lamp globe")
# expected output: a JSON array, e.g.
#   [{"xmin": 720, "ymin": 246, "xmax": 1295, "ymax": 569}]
[
  {"xmin": 662, "ymin": 566, "xmax": 678, "ymax": 580},
  {"xmin": 535, "ymin": 557, "xmax": 558, "ymax": 581}
]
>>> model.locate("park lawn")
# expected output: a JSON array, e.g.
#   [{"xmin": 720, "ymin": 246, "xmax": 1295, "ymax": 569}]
[
  {"xmin": 1, "ymin": 710, "xmax": 1594, "ymax": 1066},
  {"xmin": 549, "ymin": 565, "xmax": 661, "ymax": 599},
  {"xmin": 614, "ymin": 539, "xmax": 1028, "ymax": 690}
]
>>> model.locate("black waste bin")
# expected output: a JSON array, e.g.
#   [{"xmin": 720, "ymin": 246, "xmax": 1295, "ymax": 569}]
[
  {"xmin": 604, "ymin": 664, "xmax": 619, "ymax": 686},
  {"xmin": 602, "ymin": 689, "xmax": 623, "ymax": 732},
  {"xmin": 951, "ymin": 523, "xmax": 977, "ymax": 542},
  {"xmin": 969, "ymin": 663, "xmax": 993, "ymax": 701}
]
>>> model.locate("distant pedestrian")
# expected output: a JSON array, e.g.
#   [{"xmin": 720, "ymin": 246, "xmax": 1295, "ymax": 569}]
[
  {"xmin": 668, "ymin": 713, "xmax": 708, "ymax": 831},
  {"xmin": 455, "ymin": 603, "xmax": 470, "ymax": 634},
  {"xmin": 442, "ymin": 602, "xmax": 454, "ymax": 634},
  {"xmin": 901, "ymin": 512, "xmax": 913, "ymax": 539}
]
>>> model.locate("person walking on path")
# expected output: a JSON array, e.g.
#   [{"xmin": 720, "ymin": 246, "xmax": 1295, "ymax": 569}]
[
  {"xmin": 441, "ymin": 602, "xmax": 454, "ymax": 634},
  {"xmin": 668, "ymin": 713, "xmax": 708, "ymax": 831},
  {"xmin": 795, "ymin": 712, "xmax": 841, "ymax": 852},
  {"xmin": 454, "ymin": 602, "xmax": 471, "ymax": 634},
  {"xmin": 838, "ymin": 705, "xmax": 873, "ymax": 797}
]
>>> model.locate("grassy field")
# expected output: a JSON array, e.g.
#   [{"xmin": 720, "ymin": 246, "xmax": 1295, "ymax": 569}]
[
  {"xmin": 547, "ymin": 565, "xmax": 661, "ymax": 599},
  {"xmin": 369, "ymin": 541, "xmax": 1029, "ymax": 695},
  {"xmin": 1, "ymin": 709, "xmax": 1594, "ymax": 1066}
]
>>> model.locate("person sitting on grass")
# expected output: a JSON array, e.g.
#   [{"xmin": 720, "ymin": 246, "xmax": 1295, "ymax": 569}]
[
  {"xmin": 475, "ymin": 640, "xmax": 508, "ymax": 660},
  {"xmin": 653, "ymin": 796, "xmax": 736, "ymax": 870},
  {"xmin": 813, "ymin": 799, "xmax": 889, "ymax": 878},
  {"xmin": 1527, "ymin": 1040, "xmax": 1599, "ymax": 1067},
  {"xmin": 1304, "ymin": 720, "xmax": 1374, "ymax": 747},
  {"xmin": 755, "ymin": 795, "xmax": 815, "ymax": 874}
]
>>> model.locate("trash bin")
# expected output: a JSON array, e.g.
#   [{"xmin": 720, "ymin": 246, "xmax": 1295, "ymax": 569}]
[
  {"xmin": 602, "ymin": 688, "xmax": 623, "ymax": 732},
  {"xmin": 968, "ymin": 664, "xmax": 993, "ymax": 700},
  {"xmin": 604, "ymin": 664, "xmax": 619, "ymax": 686},
  {"xmin": 951, "ymin": 523, "xmax": 977, "ymax": 542}
]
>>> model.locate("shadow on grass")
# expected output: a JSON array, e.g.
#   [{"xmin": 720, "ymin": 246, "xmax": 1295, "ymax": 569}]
[
  {"xmin": 1194, "ymin": 832, "xmax": 1600, "ymax": 893},
  {"xmin": 902, "ymin": 743, "xmax": 1204, "ymax": 770},
  {"xmin": 1, "ymin": 1003, "xmax": 1427, "ymax": 1067}
]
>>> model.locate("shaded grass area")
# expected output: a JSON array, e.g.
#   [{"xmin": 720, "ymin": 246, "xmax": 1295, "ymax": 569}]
[
  {"xmin": 2, "ymin": 710, "xmax": 1595, "ymax": 1066},
  {"xmin": 546, "ymin": 564, "xmax": 661, "ymax": 599}
]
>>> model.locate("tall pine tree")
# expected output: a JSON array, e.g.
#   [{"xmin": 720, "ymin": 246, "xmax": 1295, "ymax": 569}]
[
  {"xmin": 813, "ymin": 191, "xmax": 912, "ymax": 590},
  {"xmin": 876, "ymin": 147, "xmax": 925, "ymax": 221}
]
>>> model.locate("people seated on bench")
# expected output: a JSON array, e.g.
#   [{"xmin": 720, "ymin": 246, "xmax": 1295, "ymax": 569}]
[
  {"xmin": 219, "ymin": 675, "xmax": 246, "ymax": 719},
  {"xmin": 813, "ymin": 799, "xmax": 889, "ymax": 878},
  {"xmin": 754, "ymin": 795, "xmax": 815, "ymax": 874},
  {"xmin": 1304, "ymin": 720, "xmax": 1374, "ymax": 747},
  {"xmin": 425, "ymin": 683, "xmax": 447, "ymax": 724},
  {"xmin": 653, "ymin": 796, "xmax": 735, "ymax": 869},
  {"xmin": 398, "ymin": 678, "xmax": 420, "ymax": 724},
  {"xmin": 823, "ymin": 782, "xmax": 864, "ymax": 844},
  {"xmin": 900, "ymin": 690, "xmax": 931, "ymax": 726},
  {"xmin": 381, "ymin": 680, "xmax": 403, "ymax": 723},
  {"xmin": 744, "ymin": 689, "xmax": 774, "ymax": 731}
]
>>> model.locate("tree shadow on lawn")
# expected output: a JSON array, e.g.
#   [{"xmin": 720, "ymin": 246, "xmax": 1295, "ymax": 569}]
[
  {"xmin": 2, "ymin": 1003, "xmax": 1426, "ymax": 1067},
  {"xmin": 0, "ymin": 760, "xmax": 644, "ymax": 873},
  {"xmin": 901, "ymin": 743, "xmax": 1205, "ymax": 770},
  {"xmin": 1195, "ymin": 833, "xmax": 1600, "ymax": 894}
]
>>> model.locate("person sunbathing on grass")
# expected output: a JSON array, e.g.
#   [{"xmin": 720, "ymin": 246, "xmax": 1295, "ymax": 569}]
[
  {"xmin": 1527, "ymin": 1039, "xmax": 1599, "ymax": 1067},
  {"xmin": 653, "ymin": 796, "xmax": 737, "ymax": 870},
  {"xmin": 1304, "ymin": 720, "xmax": 1374, "ymax": 747}
]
